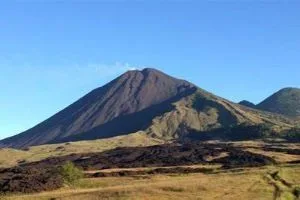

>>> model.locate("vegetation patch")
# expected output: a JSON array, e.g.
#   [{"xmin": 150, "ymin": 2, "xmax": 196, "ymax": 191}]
[
  {"xmin": 293, "ymin": 187, "xmax": 300, "ymax": 198},
  {"xmin": 160, "ymin": 186, "xmax": 185, "ymax": 192},
  {"xmin": 188, "ymin": 123, "xmax": 277, "ymax": 141},
  {"xmin": 90, "ymin": 167, "xmax": 214, "ymax": 178},
  {"xmin": 59, "ymin": 161, "xmax": 83, "ymax": 185},
  {"xmin": 282, "ymin": 128, "xmax": 300, "ymax": 142},
  {"xmin": 188, "ymin": 123, "xmax": 300, "ymax": 143},
  {"xmin": 264, "ymin": 170, "xmax": 300, "ymax": 200}
]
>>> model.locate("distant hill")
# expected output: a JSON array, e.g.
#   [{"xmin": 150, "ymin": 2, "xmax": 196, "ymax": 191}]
[
  {"xmin": 0, "ymin": 68, "xmax": 296, "ymax": 149},
  {"xmin": 239, "ymin": 100, "xmax": 256, "ymax": 108},
  {"xmin": 257, "ymin": 87, "xmax": 300, "ymax": 117}
]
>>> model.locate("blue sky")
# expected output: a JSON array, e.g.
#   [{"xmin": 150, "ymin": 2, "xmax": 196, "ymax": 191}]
[{"xmin": 1, "ymin": 1, "xmax": 300, "ymax": 139}]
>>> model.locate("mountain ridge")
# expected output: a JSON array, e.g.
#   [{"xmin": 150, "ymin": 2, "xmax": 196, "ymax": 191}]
[
  {"xmin": 257, "ymin": 87, "xmax": 300, "ymax": 117},
  {"xmin": 239, "ymin": 100, "xmax": 256, "ymax": 108},
  {"xmin": 0, "ymin": 68, "xmax": 297, "ymax": 149},
  {"xmin": 0, "ymin": 68, "xmax": 196, "ymax": 148}
]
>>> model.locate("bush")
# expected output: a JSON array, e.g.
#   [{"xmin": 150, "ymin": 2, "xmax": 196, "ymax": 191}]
[
  {"xmin": 59, "ymin": 161, "xmax": 83, "ymax": 184},
  {"xmin": 283, "ymin": 128, "xmax": 300, "ymax": 142},
  {"xmin": 293, "ymin": 187, "xmax": 300, "ymax": 198},
  {"xmin": 188, "ymin": 123, "xmax": 275, "ymax": 141}
]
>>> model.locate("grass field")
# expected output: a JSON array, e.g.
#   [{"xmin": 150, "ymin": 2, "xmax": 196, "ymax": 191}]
[
  {"xmin": 1, "ymin": 140, "xmax": 299, "ymax": 200},
  {"xmin": 2, "ymin": 164, "xmax": 300, "ymax": 200},
  {"xmin": 1, "ymin": 139, "xmax": 299, "ymax": 169},
  {"xmin": 0, "ymin": 132, "xmax": 163, "ymax": 168}
]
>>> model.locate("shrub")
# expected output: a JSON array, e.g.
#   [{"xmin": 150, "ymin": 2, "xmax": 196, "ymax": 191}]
[
  {"xmin": 293, "ymin": 187, "xmax": 300, "ymax": 198},
  {"xmin": 188, "ymin": 123, "xmax": 275, "ymax": 141},
  {"xmin": 59, "ymin": 161, "xmax": 83, "ymax": 185},
  {"xmin": 283, "ymin": 128, "xmax": 300, "ymax": 142}
]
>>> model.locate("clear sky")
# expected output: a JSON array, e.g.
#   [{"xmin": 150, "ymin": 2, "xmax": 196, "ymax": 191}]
[{"xmin": 1, "ymin": 1, "xmax": 300, "ymax": 139}]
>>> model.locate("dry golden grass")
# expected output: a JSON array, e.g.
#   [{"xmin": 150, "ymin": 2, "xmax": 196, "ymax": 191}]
[
  {"xmin": 262, "ymin": 165, "xmax": 300, "ymax": 200},
  {"xmin": 4, "ymin": 165, "xmax": 299, "ymax": 200},
  {"xmin": 229, "ymin": 140, "xmax": 300, "ymax": 149},
  {"xmin": 2, "ymin": 141, "xmax": 299, "ymax": 200},
  {"xmin": 1, "ymin": 138, "xmax": 299, "ymax": 169},
  {"xmin": 0, "ymin": 149, "xmax": 31, "ymax": 168},
  {"xmin": 0, "ymin": 132, "xmax": 163, "ymax": 168},
  {"xmin": 85, "ymin": 164, "xmax": 221, "ymax": 174},
  {"xmin": 277, "ymin": 165, "xmax": 300, "ymax": 185},
  {"xmin": 245, "ymin": 148, "xmax": 300, "ymax": 163}
]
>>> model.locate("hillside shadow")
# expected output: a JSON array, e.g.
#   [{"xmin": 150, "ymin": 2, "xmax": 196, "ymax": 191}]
[
  {"xmin": 186, "ymin": 124, "xmax": 275, "ymax": 142},
  {"xmin": 51, "ymin": 88, "xmax": 197, "ymax": 143},
  {"xmin": 192, "ymin": 94, "xmax": 238, "ymax": 127}
]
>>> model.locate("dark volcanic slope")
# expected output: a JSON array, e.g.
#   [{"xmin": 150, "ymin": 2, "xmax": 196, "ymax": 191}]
[
  {"xmin": 0, "ymin": 69, "xmax": 296, "ymax": 149},
  {"xmin": 238, "ymin": 100, "xmax": 256, "ymax": 109},
  {"xmin": 0, "ymin": 68, "xmax": 196, "ymax": 148},
  {"xmin": 257, "ymin": 87, "xmax": 300, "ymax": 117}
]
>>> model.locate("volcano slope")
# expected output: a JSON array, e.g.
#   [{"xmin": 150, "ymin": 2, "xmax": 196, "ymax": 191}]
[
  {"xmin": 0, "ymin": 68, "xmax": 195, "ymax": 148},
  {"xmin": 0, "ymin": 68, "xmax": 297, "ymax": 149},
  {"xmin": 257, "ymin": 87, "xmax": 300, "ymax": 117}
]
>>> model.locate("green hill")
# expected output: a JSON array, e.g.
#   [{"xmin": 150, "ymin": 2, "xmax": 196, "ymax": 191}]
[{"xmin": 257, "ymin": 87, "xmax": 300, "ymax": 117}]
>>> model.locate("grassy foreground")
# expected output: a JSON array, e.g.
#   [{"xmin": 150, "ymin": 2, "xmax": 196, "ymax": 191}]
[
  {"xmin": 2, "ymin": 164, "xmax": 300, "ymax": 200},
  {"xmin": 1, "ymin": 140, "xmax": 299, "ymax": 169},
  {"xmin": 0, "ymin": 132, "xmax": 163, "ymax": 168}
]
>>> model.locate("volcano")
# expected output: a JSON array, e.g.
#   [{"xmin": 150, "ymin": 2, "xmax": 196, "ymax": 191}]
[{"xmin": 0, "ymin": 68, "xmax": 295, "ymax": 149}]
